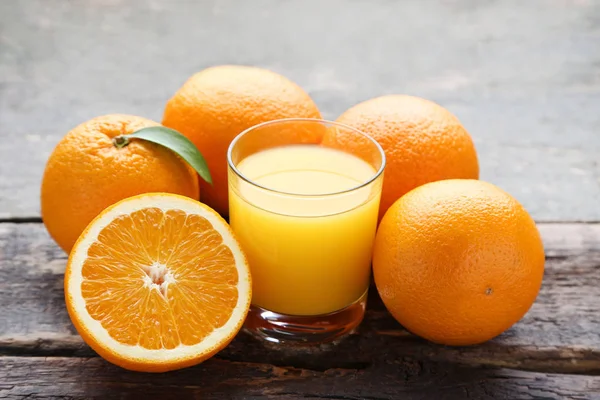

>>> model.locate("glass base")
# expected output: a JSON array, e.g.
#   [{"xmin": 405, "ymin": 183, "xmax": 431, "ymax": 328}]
[{"xmin": 243, "ymin": 290, "xmax": 368, "ymax": 345}]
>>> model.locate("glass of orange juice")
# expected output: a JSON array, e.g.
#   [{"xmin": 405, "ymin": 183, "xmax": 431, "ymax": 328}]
[{"xmin": 227, "ymin": 118, "xmax": 385, "ymax": 344}]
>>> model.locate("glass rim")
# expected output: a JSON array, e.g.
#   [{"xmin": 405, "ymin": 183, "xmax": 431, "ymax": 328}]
[{"xmin": 226, "ymin": 118, "xmax": 386, "ymax": 197}]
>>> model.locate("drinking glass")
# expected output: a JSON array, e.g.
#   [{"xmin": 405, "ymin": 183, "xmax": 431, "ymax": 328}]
[{"xmin": 227, "ymin": 118, "xmax": 385, "ymax": 344}]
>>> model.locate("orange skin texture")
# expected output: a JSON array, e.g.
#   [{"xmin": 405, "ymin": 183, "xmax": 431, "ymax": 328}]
[
  {"xmin": 327, "ymin": 95, "xmax": 479, "ymax": 220},
  {"xmin": 373, "ymin": 180, "xmax": 545, "ymax": 346},
  {"xmin": 41, "ymin": 115, "xmax": 200, "ymax": 253},
  {"xmin": 162, "ymin": 65, "xmax": 322, "ymax": 217}
]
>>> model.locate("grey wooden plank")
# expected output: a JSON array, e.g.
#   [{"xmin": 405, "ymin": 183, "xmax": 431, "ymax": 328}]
[
  {"xmin": 0, "ymin": 222, "xmax": 599, "ymax": 374},
  {"xmin": 0, "ymin": 0, "xmax": 599, "ymax": 220},
  {"xmin": 1, "ymin": 356, "xmax": 599, "ymax": 399}
]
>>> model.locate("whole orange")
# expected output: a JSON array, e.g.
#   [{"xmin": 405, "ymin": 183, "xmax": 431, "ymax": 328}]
[
  {"xmin": 41, "ymin": 114, "xmax": 200, "ymax": 253},
  {"xmin": 325, "ymin": 95, "xmax": 479, "ymax": 220},
  {"xmin": 373, "ymin": 179, "xmax": 545, "ymax": 346},
  {"xmin": 162, "ymin": 65, "xmax": 322, "ymax": 217}
]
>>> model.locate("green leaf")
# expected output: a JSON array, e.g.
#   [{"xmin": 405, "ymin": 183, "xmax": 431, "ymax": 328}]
[{"xmin": 125, "ymin": 126, "xmax": 212, "ymax": 185}]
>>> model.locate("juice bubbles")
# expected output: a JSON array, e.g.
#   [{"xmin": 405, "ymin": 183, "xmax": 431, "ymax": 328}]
[{"xmin": 229, "ymin": 145, "xmax": 381, "ymax": 315}]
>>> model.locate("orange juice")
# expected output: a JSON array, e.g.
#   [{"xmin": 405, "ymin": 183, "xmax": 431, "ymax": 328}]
[{"xmin": 229, "ymin": 145, "xmax": 381, "ymax": 315}]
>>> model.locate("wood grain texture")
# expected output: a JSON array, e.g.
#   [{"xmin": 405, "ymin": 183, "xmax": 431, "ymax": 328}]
[
  {"xmin": 1, "ymin": 222, "xmax": 599, "ymax": 375},
  {"xmin": 0, "ymin": 0, "xmax": 599, "ymax": 220},
  {"xmin": 1, "ymin": 356, "xmax": 599, "ymax": 399}
]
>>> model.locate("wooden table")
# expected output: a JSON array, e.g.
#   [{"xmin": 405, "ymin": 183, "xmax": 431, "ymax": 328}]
[{"xmin": 1, "ymin": 1, "xmax": 599, "ymax": 398}]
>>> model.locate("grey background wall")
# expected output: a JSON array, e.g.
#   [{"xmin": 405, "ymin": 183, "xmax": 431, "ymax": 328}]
[{"xmin": 1, "ymin": 0, "xmax": 598, "ymax": 220}]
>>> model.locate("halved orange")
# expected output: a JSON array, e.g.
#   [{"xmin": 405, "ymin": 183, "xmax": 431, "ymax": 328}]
[{"xmin": 64, "ymin": 193, "xmax": 251, "ymax": 372}]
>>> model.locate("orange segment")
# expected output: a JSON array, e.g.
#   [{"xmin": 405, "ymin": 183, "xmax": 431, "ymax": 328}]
[{"xmin": 65, "ymin": 193, "xmax": 251, "ymax": 372}]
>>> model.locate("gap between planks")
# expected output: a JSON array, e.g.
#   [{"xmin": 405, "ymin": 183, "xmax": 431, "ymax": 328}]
[{"xmin": 1, "ymin": 222, "xmax": 599, "ymax": 377}]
